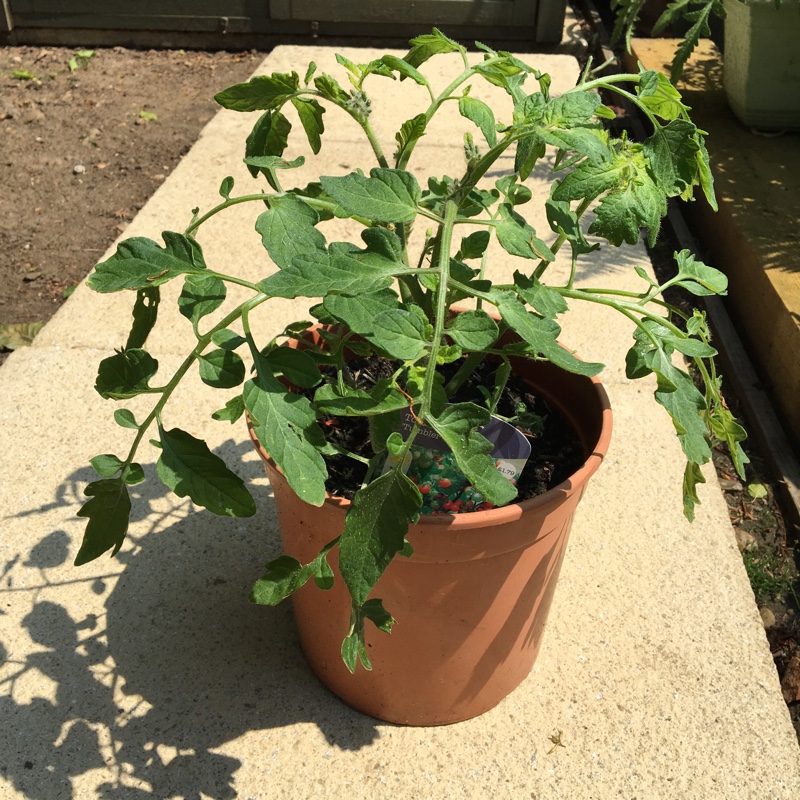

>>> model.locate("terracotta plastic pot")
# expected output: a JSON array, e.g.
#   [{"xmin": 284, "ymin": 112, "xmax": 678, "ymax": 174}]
[{"xmin": 248, "ymin": 343, "xmax": 612, "ymax": 726}]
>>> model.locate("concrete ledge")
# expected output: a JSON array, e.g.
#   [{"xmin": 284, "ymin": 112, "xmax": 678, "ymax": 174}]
[{"xmin": 1, "ymin": 45, "xmax": 799, "ymax": 798}]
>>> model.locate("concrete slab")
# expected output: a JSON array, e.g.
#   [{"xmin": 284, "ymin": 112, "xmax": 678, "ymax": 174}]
[{"xmin": 2, "ymin": 45, "xmax": 799, "ymax": 799}]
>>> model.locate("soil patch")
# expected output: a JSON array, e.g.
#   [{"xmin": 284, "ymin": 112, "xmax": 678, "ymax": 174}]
[{"xmin": 0, "ymin": 44, "xmax": 263, "ymax": 363}]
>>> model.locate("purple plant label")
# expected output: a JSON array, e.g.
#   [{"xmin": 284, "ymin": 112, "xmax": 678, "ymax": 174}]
[{"xmin": 383, "ymin": 408, "xmax": 531, "ymax": 515}]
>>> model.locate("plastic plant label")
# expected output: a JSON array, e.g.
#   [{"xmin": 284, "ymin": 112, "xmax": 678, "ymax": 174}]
[{"xmin": 383, "ymin": 408, "xmax": 531, "ymax": 515}]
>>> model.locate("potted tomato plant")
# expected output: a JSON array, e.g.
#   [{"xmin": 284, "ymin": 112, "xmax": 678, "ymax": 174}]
[{"xmin": 75, "ymin": 30, "xmax": 746, "ymax": 724}]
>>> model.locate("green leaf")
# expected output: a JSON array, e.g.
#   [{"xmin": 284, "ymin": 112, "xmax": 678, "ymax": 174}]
[
  {"xmin": 259, "ymin": 237, "xmax": 402, "ymax": 299},
  {"xmin": 590, "ymin": 173, "xmax": 666, "ymax": 247},
  {"xmin": 380, "ymin": 54, "xmax": 428, "ymax": 86},
  {"xmin": 256, "ymin": 194, "xmax": 327, "ymax": 270},
  {"xmin": 243, "ymin": 355, "xmax": 328, "ymax": 506},
  {"xmin": 90, "ymin": 454, "xmax": 124, "ymax": 477},
  {"xmin": 75, "ymin": 478, "xmax": 131, "ymax": 564},
  {"xmin": 369, "ymin": 410, "xmax": 404, "ymax": 453},
  {"xmin": 514, "ymin": 272, "xmax": 568, "ymax": 319},
  {"xmin": 89, "ymin": 235, "xmax": 205, "ymax": 293},
  {"xmin": 341, "ymin": 621, "xmax": 372, "ymax": 673},
  {"xmin": 244, "ymin": 112, "xmax": 297, "ymax": 184},
  {"xmin": 219, "ymin": 176, "xmax": 234, "ymax": 199},
  {"xmin": 95, "ymin": 348, "xmax": 159, "ymax": 399},
  {"xmin": 545, "ymin": 196, "xmax": 598, "ymax": 257},
  {"xmin": 212, "ymin": 395, "xmax": 246, "ymax": 424},
  {"xmin": 496, "ymin": 292, "xmax": 603, "ymax": 376},
  {"xmin": 250, "ymin": 541, "xmax": 336, "ymax": 605},
  {"xmin": 214, "ymin": 72, "xmax": 300, "ymax": 112},
  {"xmin": 178, "ymin": 273, "xmax": 226, "ymax": 327},
  {"xmin": 369, "ymin": 309, "xmax": 427, "ymax": 360},
  {"xmin": 314, "ymin": 381, "xmax": 408, "ymax": 417},
  {"xmin": 320, "ymin": 169, "xmax": 420, "ymax": 223},
  {"xmin": 323, "ymin": 288, "xmax": 400, "ymax": 335},
  {"xmin": 673, "ymin": 249, "xmax": 727, "ymax": 296},
  {"xmin": 394, "ymin": 113, "xmax": 427, "ymax": 163},
  {"xmin": 427, "ymin": 403, "xmax": 518, "ymax": 507},
  {"xmin": 458, "ymin": 230, "xmax": 491, "ymax": 260},
  {"xmin": 403, "ymin": 28, "xmax": 465, "ymax": 68},
  {"xmin": 637, "ymin": 70, "xmax": 690, "ymax": 121},
  {"xmin": 212, "ymin": 328, "xmax": 247, "ymax": 350},
  {"xmin": 290, "ymin": 96, "xmax": 325, "ymax": 154},
  {"xmin": 125, "ymin": 286, "xmax": 160, "ymax": 350},
  {"xmin": 198, "ymin": 349, "xmax": 246, "ymax": 388},
  {"xmin": 313, "ymin": 73, "xmax": 350, "ymax": 104},
  {"xmin": 496, "ymin": 203, "xmax": 555, "ymax": 262},
  {"xmin": 338, "ymin": 471, "xmax": 422, "ymax": 606},
  {"xmin": 446, "ymin": 309, "xmax": 499, "ymax": 350},
  {"xmin": 644, "ymin": 119, "xmax": 700, "ymax": 197},
  {"xmin": 114, "ymin": 408, "xmax": 140, "ymax": 429},
  {"xmin": 362, "ymin": 598, "xmax": 395, "ymax": 633},
  {"xmin": 156, "ymin": 426, "xmax": 256, "ymax": 517},
  {"xmin": 459, "ymin": 95, "xmax": 497, "ymax": 147},
  {"xmin": 121, "ymin": 463, "xmax": 145, "ymax": 485},
  {"xmin": 263, "ymin": 346, "xmax": 322, "ymax": 388},
  {"xmin": 682, "ymin": 460, "xmax": 706, "ymax": 522}
]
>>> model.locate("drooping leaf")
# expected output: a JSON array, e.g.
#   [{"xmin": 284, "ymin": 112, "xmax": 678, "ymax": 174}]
[
  {"xmin": 244, "ymin": 111, "xmax": 298, "ymax": 183},
  {"xmin": 256, "ymin": 194, "xmax": 327, "ymax": 269},
  {"xmin": 545, "ymin": 196, "xmax": 598, "ymax": 258},
  {"xmin": 290, "ymin": 96, "xmax": 325, "ymax": 154},
  {"xmin": 214, "ymin": 72, "xmax": 300, "ymax": 112},
  {"xmin": 74, "ymin": 478, "xmax": 131, "ymax": 565},
  {"xmin": 672, "ymin": 249, "xmax": 727, "ymax": 296},
  {"xmin": 427, "ymin": 403, "xmax": 518, "ymax": 507},
  {"xmin": 314, "ymin": 381, "xmax": 408, "ymax": 417},
  {"xmin": 320, "ymin": 169, "xmax": 420, "ymax": 223},
  {"xmin": 459, "ymin": 95, "xmax": 497, "ymax": 147},
  {"xmin": 514, "ymin": 272, "xmax": 568, "ymax": 319},
  {"xmin": 496, "ymin": 203, "xmax": 555, "ymax": 262},
  {"xmin": 243, "ymin": 354, "xmax": 327, "ymax": 506},
  {"xmin": 338, "ymin": 470, "xmax": 422, "ymax": 606},
  {"xmin": 95, "ymin": 348, "xmax": 159, "ymax": 399},
  {"xmin": 682, "ymin": 460, "xmax": 706, "ymax": 522},
  {"xmin": 380, "ymin": 54, "xmax": 428, "ymax": 86},
  {"xmin": 156, "ymin": 425, "xmax": 256, "ymax": 517},
  {"xmin": 644, "ymin": 119, "xmax": 700, "ymax": 197},
  {"xmin": 496, "ymin": 292, "xmax": 604, "ymax": 376},
  {"xmin": 250, "ymin": 540, "xmax": 337, "ymax": 605}
]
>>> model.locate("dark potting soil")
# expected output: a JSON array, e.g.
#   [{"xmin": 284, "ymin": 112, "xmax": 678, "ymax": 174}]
[{"xmin": 311, "ymin": 356, "xmax": 586, "ymax": 507}]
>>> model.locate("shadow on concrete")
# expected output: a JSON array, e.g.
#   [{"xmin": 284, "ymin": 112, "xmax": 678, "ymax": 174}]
[{"xmin": 1, "ymin": 439, "xmax": 382, "ymax": 800}]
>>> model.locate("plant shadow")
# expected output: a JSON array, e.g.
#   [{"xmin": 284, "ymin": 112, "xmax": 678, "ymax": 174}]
[{"xmin": 1, "ymin": 439, "xmax": 382, "ymax": 800}]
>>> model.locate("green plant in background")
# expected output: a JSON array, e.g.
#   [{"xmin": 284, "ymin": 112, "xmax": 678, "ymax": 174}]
[
  {"xmin": 743, "ymin": 547, "xmax": 797, "ymax": 605},
  {"xmin": 74, "ymin": 29, "xmax": 747, "ymax": 671},
  {"xmin": 611, "ymin": 0, "xmax": 725, "ymax": 81},
  {"xmin": 68, "ymin": 49, "xmax": 96, "ymax": 72}
]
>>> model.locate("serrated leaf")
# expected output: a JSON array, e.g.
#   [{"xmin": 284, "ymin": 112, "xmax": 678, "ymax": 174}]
[
  {"xmin": 214, "ymin": 72, "xmax": 300, "ymax": 112},
  {"xmin": 290, "ymin": 96, "xmax": 325, "ymax": 154},
  {"xmin": 589, "ymin": 173, "xmax": 666, "ymax": 247},
  {"xmin": 313, "ymin": 73, "xmax": 350, "ymax": 103},
  {"xmin": 212, "ymin": 395, "xmax": 246, "ymax": 424},
  {"xmin": 259, "ymin": 237, "xmax": 402, "ymax": 299},
  {"xmin": 320, "ymin": 168, "xmax": 420, "ymax": 223},
  {"xmin": 427, "ymin": 403, "xmax": 518, "ymax": 507},
  {"xmin": 644, "ymin": 119, "xmax": 700, "ymax": 197},
  {"xmin": 90, "ymin": 454, "xmax": 124, "ymax": 477},
  {"xmin": 496, "ymin": 292, "xmax": 603, "ymax": 376},
  {"xmin": 338, "ymin": 470, "xmax": 422, "ymax": 606},
  {"xmin": 243, "ymin": 354, "xmax": 327, "ymax": 506},
  {"xmin": 178, "ymin": 273, "xmax": 226, "ymax": 327},
  {"xmin": 198, "ymin": 349, "xmax": 246, "ymax": 389},
  {"xmin": 75, "ymin": 478, "xmax": 131, "ymax": 564},
  {"xmin": 89, "ymin": 235, "xmax": 205, "ymax": 293},
  {"xmin": 496, "ymin": 203, "xmax": 555, "ymax": 262},
  {"xmin": 156, "ymin": 426, "xmax": 256, "ymax": 517},
  {"xmin": 366, "ymin": 309, "xmax": 427, "ymax": 361},
  {"xmin": 637, "ymin": 70, "xmax": 690, "ymax": 120},
  {"xmin": 447, "ymin": 309, "xmax": 499, "ymax": 350},
  {"xmin": 95, "ymin": 348, "xmax": 159, "ymax": 399},
  {"xmin": 459, "ymin": 95, "xmax": 497, "ymax": 147},
  {"xmin": 323, "ymin": 288, "xmax": 400, "ymax": 335},
  {"xmin": 256, "ymin": 194, "xmax": 327, "ymax": 270},
  {"xmin": 403, "ymin": 28, "xmax": 465, "ymax": 68}
]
